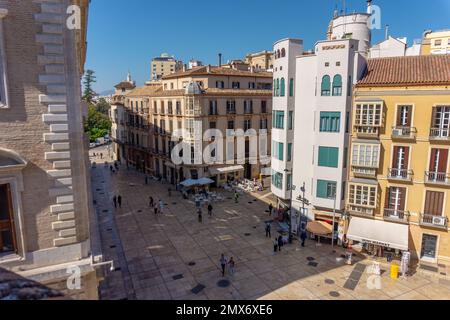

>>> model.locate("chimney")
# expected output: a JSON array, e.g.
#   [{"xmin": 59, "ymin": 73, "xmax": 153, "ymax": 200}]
[
  {"xmin": 218, "ymin": 53, "xmax": 222, "ymax": 67},
  {"xmin": 367, "ymin": 0, "xmax": 372, "ymax": 15},
  {"xmin": 182, "ymin": 64, "xmax": 187, "ymax": 72},
  {"xmin": 207, "ymin": 64, "xmax": 211, "ymax": 73},
  {"xmin": 385, "ymin": 24, "xmax": 390, "ymax": 40}
]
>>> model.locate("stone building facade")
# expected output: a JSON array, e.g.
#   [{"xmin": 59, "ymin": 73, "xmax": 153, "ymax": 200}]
[
  {"xmin": 114, "ymin": 65, "xmax": 273, "ymax": 186},
  {"xmin": 0, "ymin": 0, "xmax": 101, "ymax": 299}
]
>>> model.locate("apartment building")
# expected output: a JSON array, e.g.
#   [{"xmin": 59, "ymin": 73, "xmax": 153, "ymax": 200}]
[
  {"xmin": 245, "ymin": 50, "xmax": 274, "ymax": 71},
  {"xmin": 346, "ymin": 55, "xmax": 450, "ymax": 265},
  {"xmin": 421, "ymin": 30, "xmax": 450, "ymax": 55},
  {"xmin": 122, "ymin": 65, "xmax": 273, "ymax": 186},
  {"xmin": 150, "ymin": 53, "xmax": 183, "ymax": 82},
  {"xmin": 0, "ymin": 0, "xmax": 101, "ymax": 298},
  {"xmin": 271, "ymin": 5, "xmax": 371, "ymax": 229},
  {"xmin": 110, "ymin": 73, "xmax": 136, "ymax": 162}
]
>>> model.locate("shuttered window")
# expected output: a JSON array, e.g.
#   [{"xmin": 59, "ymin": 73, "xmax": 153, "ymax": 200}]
[
  {"xmin": 318, "ymin": 147, "xmax": 339, "ymax": 168},
  {"xmin": 424, "ymin": 191, "xmax": 444, "ymax": 216},
  {"xmin": 317, "ymin": 180, "xmax": 337, "ymax": 199},
  {"xmin": 321, "ymin": 75, "xmax": 331, "ymax": 96}
]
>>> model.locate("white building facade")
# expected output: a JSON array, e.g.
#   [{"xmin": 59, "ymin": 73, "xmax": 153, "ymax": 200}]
[{"xmin": 271, "ymin": 9, "xmax": 371, "ymax": 224}]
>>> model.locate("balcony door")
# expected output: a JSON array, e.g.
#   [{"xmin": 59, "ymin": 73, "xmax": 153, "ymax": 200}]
[
  {"xmin": 396, "ymin": 105, "xmax": 412, "ymax": 127},
  {"xmin": 421, "ymin": 234, "xmax": 438, "ymax": 261},
  {"xmin": 424, "ymin": 191, "xmax": 444, "ymax": 217},
  {"xmin": 0, "ymin": 184, "xmax": 17, "ymax": 254},
  {"xmin": 386, "ymin": 187, "xmax": 406, "ymax": 216},
  {"xmin": 429, "ymin": 149, "xmax": 448, "ymax": 181},
  {"xmin": 432, "ymin": 106, "xmax": 450, "ymax": 137},
  {"xmin": 392, "ymin": 146, "xmax": 409, "ymax": 178}
]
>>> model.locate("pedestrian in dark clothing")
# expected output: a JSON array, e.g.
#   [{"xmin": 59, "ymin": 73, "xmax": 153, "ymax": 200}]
[
  {"xmin": 100, "ymin": 153, "xmax": 103, "ymax": 159},
  {"xmin": 300, "ymin": 230, "xmax": 307, "ymax": 247},
  {"xmin": 198, "ymin": 209, "xmax": 203, "ymax": 223},
  {"xmin": 220, "ymin": 254, "xmax": 227, "ymax": 277},
  {"xmin": 268, "ymin": 203, "xmax": 273, "ymax": 216},
  {"xmin": 113, "ymin": 196, "xmax": 117, "ymax": 208},
  {"xmin": 154, "ymin": 204, "xmax": 158, "ymax": 215},
  {"xmin": 278, "ymin": 236, "xmax": 283, "ymax": 252},
  {"xmin": 117, "ymin": 195, "xmax": 122, "ymax": 208},
  {"xmin": 110, "ymin": 165, "xmax": 113, "ymax": 172},
  {"xmin": 265, "ymin": 223, "xmax": 271, "ymax": 238},
  {"xmin": 273, "ymin": 239, "xmax": 278, "ymax": 253},
  {"xmin": 149, "ymin": 196, "xmax": 154, "ymax": 208},
  {"xmin": 208, "ymin": 204, "xmax": 213, "ymax": 217}
]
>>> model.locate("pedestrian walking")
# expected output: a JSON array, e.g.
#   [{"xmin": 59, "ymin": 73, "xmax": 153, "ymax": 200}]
[
  {"xmin": 100, "ymin": 153, "xmax": 103, "ymax": 159},
  {"xmin": 273, "ymin": 239, "xmax": 278, "ymax": 253},
  {"xmin": 268, "ymin": 203, "xmax": 273, "ymax": 216},
  {"xmin": 265, "ymin": 222, "xmax": 271, "ymax": 238},
  {"xmin": 154, "ymin": 204, "xmax": 158, "ymax": 215},
  {"xmin": 159, "ymin": 199, "xmax": 164, "ymax": 214},
  {"xmin": 220, "ymin": 254, "xmax": 227, "ymax": 277},
  {"xmin": 117, "ymin": 195, "xmax": 122, "ymax": 208},
  {"xmin": 300, "ymin": 230, "xmax": 307, "ymax": 247},
  {"xmin": 198, "ymin": 208, "xmax": 203, "ymax": 223},
  {"xmin": 277, "ymin": 236, "xmax": 283, "ymax": 252},
  {"xmin": 113, "ymin": 196, "xmax": 117, "ymax": 208},
  {"xmin": 149, "ymin": 196, "xmax": 154, "ymax": 208},
  {"xmin": 207, "ymin": 204, "xmax": 213, "ymax": 217},
  {"xmin": 234, "ymin": 191, "xmax": 239, "ymax": 204},
  {"xmin": 228, "ymin": 257, "xmax": 235, "ymax": 275}
]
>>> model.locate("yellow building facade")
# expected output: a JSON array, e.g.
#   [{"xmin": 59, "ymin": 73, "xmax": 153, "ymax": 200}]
[
  {"xmin": 346, "ymin": 55, "xmax": 450, "ymax": 265},
  {"xmin": 421, "ymin": 30, "xmax": 450, "ymax": 55}
]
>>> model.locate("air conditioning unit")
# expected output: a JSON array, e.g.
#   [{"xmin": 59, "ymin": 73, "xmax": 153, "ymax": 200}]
[
  {"xmin": 432, "ymin": 216, "xmax": 446, "ymax": 226},
  {"xmin": 392, "ymin": 129, "xmax": 403, "ymax": 136}
]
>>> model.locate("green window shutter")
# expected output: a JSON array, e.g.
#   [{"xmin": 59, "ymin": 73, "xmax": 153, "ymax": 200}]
[
  {"xmin": 280, "ymin": 78, "xmax": 285, "ymax": 97},
  {"xmin": 318, "ymin": 147, "xmax": 339, "ymax": 168},
  {"xmin": 333, "ymin": 75, "xmax": 342, "ymax": 87},
  {"xmin": 317, "ymin": 180, "xmax": 328, "ymax": 198},
  {"xmin": 288, "ymin": 143, "xmax": 292, "ymax": 161},
  {"xmin": 279, "ymin": 142, "xmax": 284, "ymax": 161},
  {"xmin": 289, "ymin": 78, "xmax": 294, "ymax": 97},
  {"xmin": 321, "ymin": 75, "xmax": 331, "ymax": 95}
]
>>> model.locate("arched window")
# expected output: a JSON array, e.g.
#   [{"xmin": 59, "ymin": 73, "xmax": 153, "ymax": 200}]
[
  {"xmin": 281, "ymin": 48, "xmax": 286, "ymax": 57},
  {"xmin": 289, "ymin": 78, "xmax": 294, "ymax": 97},
  {"xmin": 276, "ymin": 79, "xmax": 280, "ymax": 96},
  {"xmin": 332, "ymin": 75, "xmax": 343, "ymax": 96},
  {"xmin": 280, "ymin": 78, "xmax": 286, "ymax": 97},
  {"xmin": 321, "ymin": 75, "xmax": 331, "ymax": 96}
]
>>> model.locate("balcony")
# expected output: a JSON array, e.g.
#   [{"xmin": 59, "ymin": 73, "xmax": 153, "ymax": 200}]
[
  {"xmin": 387, "ymin": 168, "xmax": 413, "ymax": 182},
  {"xmin": 354, "ymin": 126, "xmax": 380, "ymax": 139},
  {"xmin": 226, "ymin": 109, "xmax": 236, "ymax": 115},
  {"xmin": 391, "ymin": 126, "xmax": 417, "ymax": 141},
  {"xmin": 383, "ymin": 209, "xmax": 409, "ymax": 224},
  {"xmin": 352, "ymin": 165, "xmax": 378, "ymax": 179},
  {"xmin": 419, "ymin": 214, "xmax": 448, "ymax": 230},
  {"xmin": 425, "ymin": 171, "xmax": 450, "ymax": 186},
  {"xmin": 347, "ymin": 205, "xmax": 375, "ymax": 217},
  {"xmin": 429, "ymin": 128, "xmax": 450, "ymax": 142}
]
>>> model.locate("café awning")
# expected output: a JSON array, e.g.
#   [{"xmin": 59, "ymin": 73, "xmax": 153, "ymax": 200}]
[
  {"xmin": 347, "ymin": 217, "xmax": 409, "ymax": 251},
  {"xmin": 307, "ymin": 221, "xmax": 333, "ymax": 236},
  {"xmin": 209, "ymin": 165, "xmax": 244, "ymax": 175}
]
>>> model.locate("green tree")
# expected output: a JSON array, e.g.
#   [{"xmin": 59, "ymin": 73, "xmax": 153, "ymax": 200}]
[
  {"xmin": 82, "ymin": 69, "xmax": 96, "ymax": 103},
  {"xmin": 85, "ymin": 104, "xmax": 111, "ymax": 142},
  {"xmin": 96, "ymin": 97, "xmax": 110, "ymax": 115}
]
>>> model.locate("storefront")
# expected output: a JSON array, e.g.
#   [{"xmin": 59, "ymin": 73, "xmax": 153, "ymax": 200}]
[
  {"xmin": 346, "ymin": 217, "xmax": 409, "ymax": 260},
  {"xmin": 209, "ymin": 165, "xmax": 245, "ymax": 186}
]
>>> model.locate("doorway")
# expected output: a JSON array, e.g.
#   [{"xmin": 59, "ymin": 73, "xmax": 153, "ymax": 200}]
[
  {"xmin": 0, "ymin": 184, "xmax": 17, "ymax": 254},
  {"xmin": 421, "ymin": 234, "xmax": 438, "ymax": 262}
]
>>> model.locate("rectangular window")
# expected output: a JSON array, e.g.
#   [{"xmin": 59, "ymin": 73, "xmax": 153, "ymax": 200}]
[
  {"xmin": 317, "ymin": 180, "xmax": 337, "ymax": 199},
  {"xmin": 176, "ymin": 101, "xmax": 182, "ymax": 115},
  {"xmin": 348, "ymin": 183, "xmax": 377, "ymax": 208},
  {"xmin": 210, "ymin": 121, "xmax": 216, "ymax": 129},
  {"xmin": 244, "ymin": 119, "xmax": 251, "ymax": 131},
  {"xmin": 351, "ymin": 143, "xmax": 380, "ymax": 168},
  {"xmin": 168, "ymin": 101, "xmax": 173, "ymax": 115},
  {"xmin": 209, "ymin": 100, "xmax": 218, "ymax": 115},
  {"xmin": 261, "ymin": 100, "xmax": 267, "ymax": 114},
  {"xmin": 232, "ymin": 82, "xmax": 240, "ymax": 89},
  {"xmin": 272, "ymin": 141, "xmax": 284, "ymax": 161},
  {"xmin": 260, "ymin": 119, "xmax": 268, "ymax": 130},
  {"xmin": 244, "ymin": 100, "xmax": 253, "ymax": 114},
  {"xmin": 272, "ymin": 170, "xmax": 284, "ymax": 190},
  {"xmin": 228, "ymin": 120, "xmax": 235, "ymax": 130},
  {"xmin": 273, "ymin": 111, "xmax": 285, "ymax": 129},
  {"xmin": 354, "ymin": 103, "xmax": 383, "ymax": 127},
  {"xmin": 160, "ymin": 101, "xmax": 165, "ymax": 115},
  {"xmin": 288, "ymin": 111, "xmax": 294, "ymax": 130},
  {"xmin": 396, "ymin": 105, "xmax": 412, "ymax": 127},
  {"xmin": 286, "ymin": 174, "xmax": 293, "ymax": 191},
  {"xmin": 318, "ymin": 147, "xmax": 339, "ymax": 168},
  {"xmin": 424, "ymin": 191, "xmax": 444, "ymax": 216},
  {"xmin": 287, "ymin": 143, "xmax": 293, "ymax": 162},
  {"xmin": 320, "ymin": 112, "xmax": 340, "ymax": 132},
  {"xmin": 226, "ymin": 101, "xmax": 236, "ymax": 114}
]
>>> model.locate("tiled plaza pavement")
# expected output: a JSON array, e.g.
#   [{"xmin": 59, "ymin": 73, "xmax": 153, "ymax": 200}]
[{"xmin": 90, "ymin": 159, "xmax": 450, "ymax": 300}]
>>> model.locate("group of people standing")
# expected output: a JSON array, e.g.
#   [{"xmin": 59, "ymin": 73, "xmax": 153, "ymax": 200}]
[
  {"xmin": 219, "ymin": 254, "xmax": 236, "ymax": 277},
  {"xmin": 149, "ymin": 196, "xmax": 165, "ymax": 215},
  {"xmin": 112, "ymin": 195, "xmax": 122, "ymax": 209}
]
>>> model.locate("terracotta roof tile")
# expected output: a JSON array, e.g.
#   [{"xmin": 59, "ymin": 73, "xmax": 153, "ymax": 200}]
[
  {"xmin": 162, "ymin": 66, "xmax": 272, "ymax": 79},
  {"xmin": 357, "ymin": 55, "xmax": 450, "ymax": 87}
]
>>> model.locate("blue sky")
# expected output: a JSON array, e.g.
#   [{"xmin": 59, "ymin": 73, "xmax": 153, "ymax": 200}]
[{"xmin": 86, "ymin": 0, "xmax": 450, "ymax": 93}]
